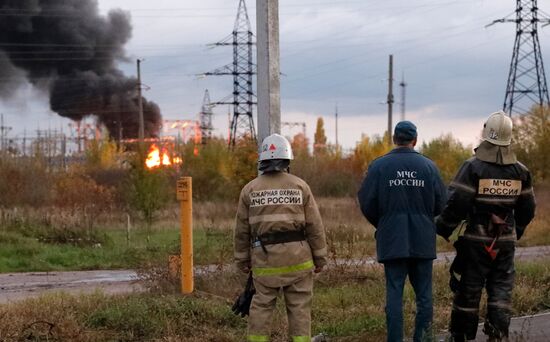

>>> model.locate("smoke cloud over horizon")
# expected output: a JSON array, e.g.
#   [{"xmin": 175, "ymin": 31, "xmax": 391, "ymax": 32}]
[{"xmin": 0, "ymin": 0, "xmax": 161, "ymax": 138}]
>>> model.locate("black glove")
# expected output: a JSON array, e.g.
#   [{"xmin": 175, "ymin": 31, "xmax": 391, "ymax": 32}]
[
  {"xmin": 231, "ymin": 272, "xmax": 255, "ymax": 317},
  {"xmin": 516, "ymin": 226, "xmax": 526, "ymax": 240},
  {"xmin": 435, "ymin": 216, "xmax": 453, "ymax": 241},
  {"xmin": 436, "ymin": 225, "xmax": 452, "ymax": 241}
]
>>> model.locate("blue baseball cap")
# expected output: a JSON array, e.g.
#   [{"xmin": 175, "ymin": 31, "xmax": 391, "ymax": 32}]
[{"xmin": 394, "ymin": 121, "xmax": 418, "ymax": 141}]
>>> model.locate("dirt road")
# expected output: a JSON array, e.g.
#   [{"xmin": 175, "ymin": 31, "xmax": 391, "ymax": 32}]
[
  {"xmin": 437, "ymin": 312, "xmax": 550, "ymax": 341},
  {"xmin": 1, "ymin": 246, "xmax": 549, "ymax": 304},
  {"xmin": 0, "ymin": 270, "xmax": 141, "ymax": 304}
]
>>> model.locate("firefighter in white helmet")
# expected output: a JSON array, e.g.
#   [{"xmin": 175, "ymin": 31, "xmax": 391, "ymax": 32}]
[
  {"xmin": 436, "ymin": 111, "xmax": 536, "ymax": 341},
  {"xmin": 234, "ymin": 133, "xmax": 328, "ymax": 342}
]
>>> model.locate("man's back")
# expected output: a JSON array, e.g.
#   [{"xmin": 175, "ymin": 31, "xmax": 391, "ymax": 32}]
[
  {"xmin": 357, "ymin": 121, "xmax": 447, "ymax": 342},
  {"xmin": 358, "ymin": 147, "xmax": 446, "ymax": 262},
  {"xmin": 437, "ymin": 152, "xmax": 536, "ymax": 244}
]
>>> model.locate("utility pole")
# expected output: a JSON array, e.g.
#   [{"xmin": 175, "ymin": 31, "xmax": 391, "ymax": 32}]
[
  {"xmin": 399, "ymin": 73, "xmax": 407, "ymax": 121},
  {"xmin": 22, "ymin": 129, "xmax": 26, "ymax": 156},
  {"xmin": 387, "ymin": 55, "xmax": 394, "ymax": 142},
  {"xmin": 335, "ymin": 104, "xmax": 339, "ymax": 151},
  {"xmin": 137, "ymin": 59, "xmax": 145, "ymax": 142},
  {"xmin": 228, "ymin": 105, "xmax": 231, "ymax": 145},
  {"xmin": 256, "ymin": 0, "xmax": 281, "ymax": 148},
  {"xmin": 118, "ymin": 100, "xmax": 123, "ymax": 145},
  {"xmin": 76, "ymin": 121, "xmax": 82, "ymax": 154},
  {"xmin": 0, "ymin": 114, "xmax": 4, "ymax": 151}
]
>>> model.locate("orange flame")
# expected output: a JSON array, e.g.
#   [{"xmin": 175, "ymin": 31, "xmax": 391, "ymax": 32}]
[{"xmin": 145, "ymin": 144, "xmax": 182, "ymax": 169}]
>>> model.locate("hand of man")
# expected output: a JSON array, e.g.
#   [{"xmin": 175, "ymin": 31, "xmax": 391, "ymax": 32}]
[
  {"xmin": 435, "ymin": 223, "xmax": 452, "ymax": 243},
  {"xmin": 516, "ymin": 226, "xmax": 526, "ymax": 240},
  {"xmin": 314, "ymin": 265, "xmax": 324, "ymax": 273},
  {"xmin": 236, "ymin": 261, "xmax": 251, "ymax": 274}
]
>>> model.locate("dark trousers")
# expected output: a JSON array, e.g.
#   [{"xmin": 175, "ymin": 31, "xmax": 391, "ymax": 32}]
[
  {"xmin": 450, "ymin": 240, "xmax": 515, "ymax": 340},
  {"xmin": 384, "ymin": 258, "xmax": 433, "ymax": 342}
]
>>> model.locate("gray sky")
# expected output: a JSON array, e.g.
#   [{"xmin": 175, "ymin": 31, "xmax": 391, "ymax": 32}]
[{"xmin": 2, "ymin": 0, "xmax": 549, "ymax": 150}]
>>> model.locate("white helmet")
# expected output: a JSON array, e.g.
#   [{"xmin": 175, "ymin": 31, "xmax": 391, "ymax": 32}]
[
  {"xmin": 258, "ymin": 133, "xmax": 294, "ymax": 161},
  {"xmin": 482, "ymin": 111, "xmax": 513, "ymax": 146}
]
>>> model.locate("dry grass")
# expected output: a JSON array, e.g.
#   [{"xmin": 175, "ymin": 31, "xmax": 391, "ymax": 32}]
[
  {"xmin": 1, "ymin": 258, "xmax": 548, "ymax": 341},
  {"xmin": 318, "ymin": 198, "xmax": 376, "ymax": 260},
  {"xmin": 518, "ymin": 185, "xmax": 550, "ymax": 247},
  {"xmin": 185, "ymin": 259, "xmax": 550, "ymax": 341},
  {"xmin": 0, "ymin": 188, "xmax": 548, "ymax": 340},
  {"xmin": 0, "ymin": 292, "xmax": 244, "ymax": 341},
  {"xmin": 1, "ymin": 186, "xmax": 548, "ymax": 272}
]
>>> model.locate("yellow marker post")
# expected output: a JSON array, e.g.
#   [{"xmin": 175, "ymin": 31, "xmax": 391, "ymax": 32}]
[{"xmin": 177, "ymin": 177, "xmax": 193, "ymax": 294}]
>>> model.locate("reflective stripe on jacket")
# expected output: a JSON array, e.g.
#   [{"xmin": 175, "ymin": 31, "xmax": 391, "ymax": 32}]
[{"xmin": 234, "ymin": 172, "xmax": 327, "ymax": 281}]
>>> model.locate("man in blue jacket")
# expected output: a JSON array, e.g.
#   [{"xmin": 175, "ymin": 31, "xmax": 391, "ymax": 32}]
[{"xmin": 358, "ymin": 121, "xmax": 447, "ymax": 342}]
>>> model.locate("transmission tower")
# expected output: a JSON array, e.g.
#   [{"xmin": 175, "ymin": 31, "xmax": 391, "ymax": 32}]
[
  {"xmin": 199, "ymin": 89, "xmax": 214, "ymax": 144},
  {"xmin": 202, "ymin": 0, "xmax": 256, "ymax": 147},
  {"xmin": 281, "ymin": 121, "xmax": 306, "ymax": 137},
  {"xmin": 0, "ymin": 114, "xmax": 12, "ymax": 152},
  {"xmin": 488, "ymin": 0, "xmax": 550, "ymax": 116}
]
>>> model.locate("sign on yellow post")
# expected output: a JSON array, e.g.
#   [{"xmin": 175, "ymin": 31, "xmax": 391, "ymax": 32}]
[{"xmin": 177, "ymin": 177, "xmax": 193, "ymax": 294}]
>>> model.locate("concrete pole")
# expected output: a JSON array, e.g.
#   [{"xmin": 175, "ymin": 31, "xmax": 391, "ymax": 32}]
[
  {"xmin": 387, "ymin": 55, "xmax": 394, "ymax": 143},
  {"xmin": 137, "ymin": 59, "xmax": 145, "ymax": 143},
  {"xmin": 0, "ymin": 114, "xmax": 4, "ymax": 151},
  {"xmin": 400, "ymin": 72, "xmax": 406, "ymax": 121},
  {"xmin": 335, "ymin": 104, "xmax": 339, "ymax": 152},
  {"xmin": 256, "ymin": 0, "xmax": 281, "ymax": 148}
]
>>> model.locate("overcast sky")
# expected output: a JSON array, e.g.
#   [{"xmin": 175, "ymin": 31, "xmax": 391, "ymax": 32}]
[{"xmin": 2, "ymin": 0, "xmax": 549, "ymax": 150}]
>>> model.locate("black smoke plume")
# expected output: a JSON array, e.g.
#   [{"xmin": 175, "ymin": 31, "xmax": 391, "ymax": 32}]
[{"xmin": 0, "ymin": 0, "xmax": 161, "ymax": 138}]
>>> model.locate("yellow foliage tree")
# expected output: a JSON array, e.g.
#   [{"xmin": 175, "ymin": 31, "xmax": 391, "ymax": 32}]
[
  {"xmin": 420, "ymin": 134, "xmax": 472, "ymax": 183},
  {"xmin": 352, "ymin": 134, "xmax": 392, "ymax": 174},
  {"xmin": 85, "ymin": 138, "xmax": 121, "ymax": 169},
  {"xmin": 513, "ymin": 106, "xmax": 550, "ymax": 182},
  {"xmin": 313, "ymin": 117, "xmax": 327, "ymax": 156}
]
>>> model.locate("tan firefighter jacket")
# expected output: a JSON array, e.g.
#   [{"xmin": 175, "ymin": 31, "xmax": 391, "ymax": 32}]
[{"xmin": 234, "ymin": 172, "xmax": 327, "ymax": 286}]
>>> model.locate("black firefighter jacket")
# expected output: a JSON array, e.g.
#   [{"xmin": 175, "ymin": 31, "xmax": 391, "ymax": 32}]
[{"xmin": 436, "ymin": 142, "xmax": 536, "ymax": 244}]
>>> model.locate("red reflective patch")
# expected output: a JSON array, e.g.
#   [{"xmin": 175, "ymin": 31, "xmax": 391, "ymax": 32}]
[{"xmin": 269, "ymin": 144, "xmax": 277, "ymax": 151}]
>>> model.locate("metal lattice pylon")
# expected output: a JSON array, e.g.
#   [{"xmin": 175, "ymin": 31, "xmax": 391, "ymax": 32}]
[
  {"xmin": 199, "ymin": 89, "xmax": 214, "ymax": 144},
  {"xmin": 490, "ymin": 0, "xmax": 550, "ymax": 116},
  {"xmin": 202, "ymin": 0, "xmax": 256, "ymax": 147}
]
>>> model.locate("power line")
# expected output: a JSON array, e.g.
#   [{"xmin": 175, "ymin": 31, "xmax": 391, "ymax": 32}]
[
  {"xmin": 287, "ymin": 31, "xmax": 511, "ymax": 99},
  {"xmin": 488, "ymin": 0, "xmax": 550, "ymax": 116}
]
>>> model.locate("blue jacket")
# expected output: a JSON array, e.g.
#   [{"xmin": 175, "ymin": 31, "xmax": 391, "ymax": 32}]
[{"xmin": 358, "ymin": 147, "xmax": 446, "ymax": 262}]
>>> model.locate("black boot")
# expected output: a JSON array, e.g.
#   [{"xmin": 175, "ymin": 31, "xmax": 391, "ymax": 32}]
[{"xmin": 449, "ymin": 333, "xmax": 465, "ymax": 342}]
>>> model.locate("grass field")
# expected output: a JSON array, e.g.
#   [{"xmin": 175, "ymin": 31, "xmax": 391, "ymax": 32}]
[
  {"xmin": 0, "ymin": 188, "xmax": 548, "ymax": 273},
  {"xmin": 0, "ymin": 188, "xmax": 548, "ymax": 340},
  {"xmin": 1, "ymin": 258, "xmax": 549, "ymax": 341}
]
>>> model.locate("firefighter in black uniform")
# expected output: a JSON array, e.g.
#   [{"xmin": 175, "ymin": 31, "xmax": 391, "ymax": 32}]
[{"xmin": 436, "ymin": 111, "xmax": 536, "ymax": 342}]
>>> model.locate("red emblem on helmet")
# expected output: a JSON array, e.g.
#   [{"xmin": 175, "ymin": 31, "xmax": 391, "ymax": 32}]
[{"xmin": 269, "ymin": 144, "xmax": 277, "ymax": 151}]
